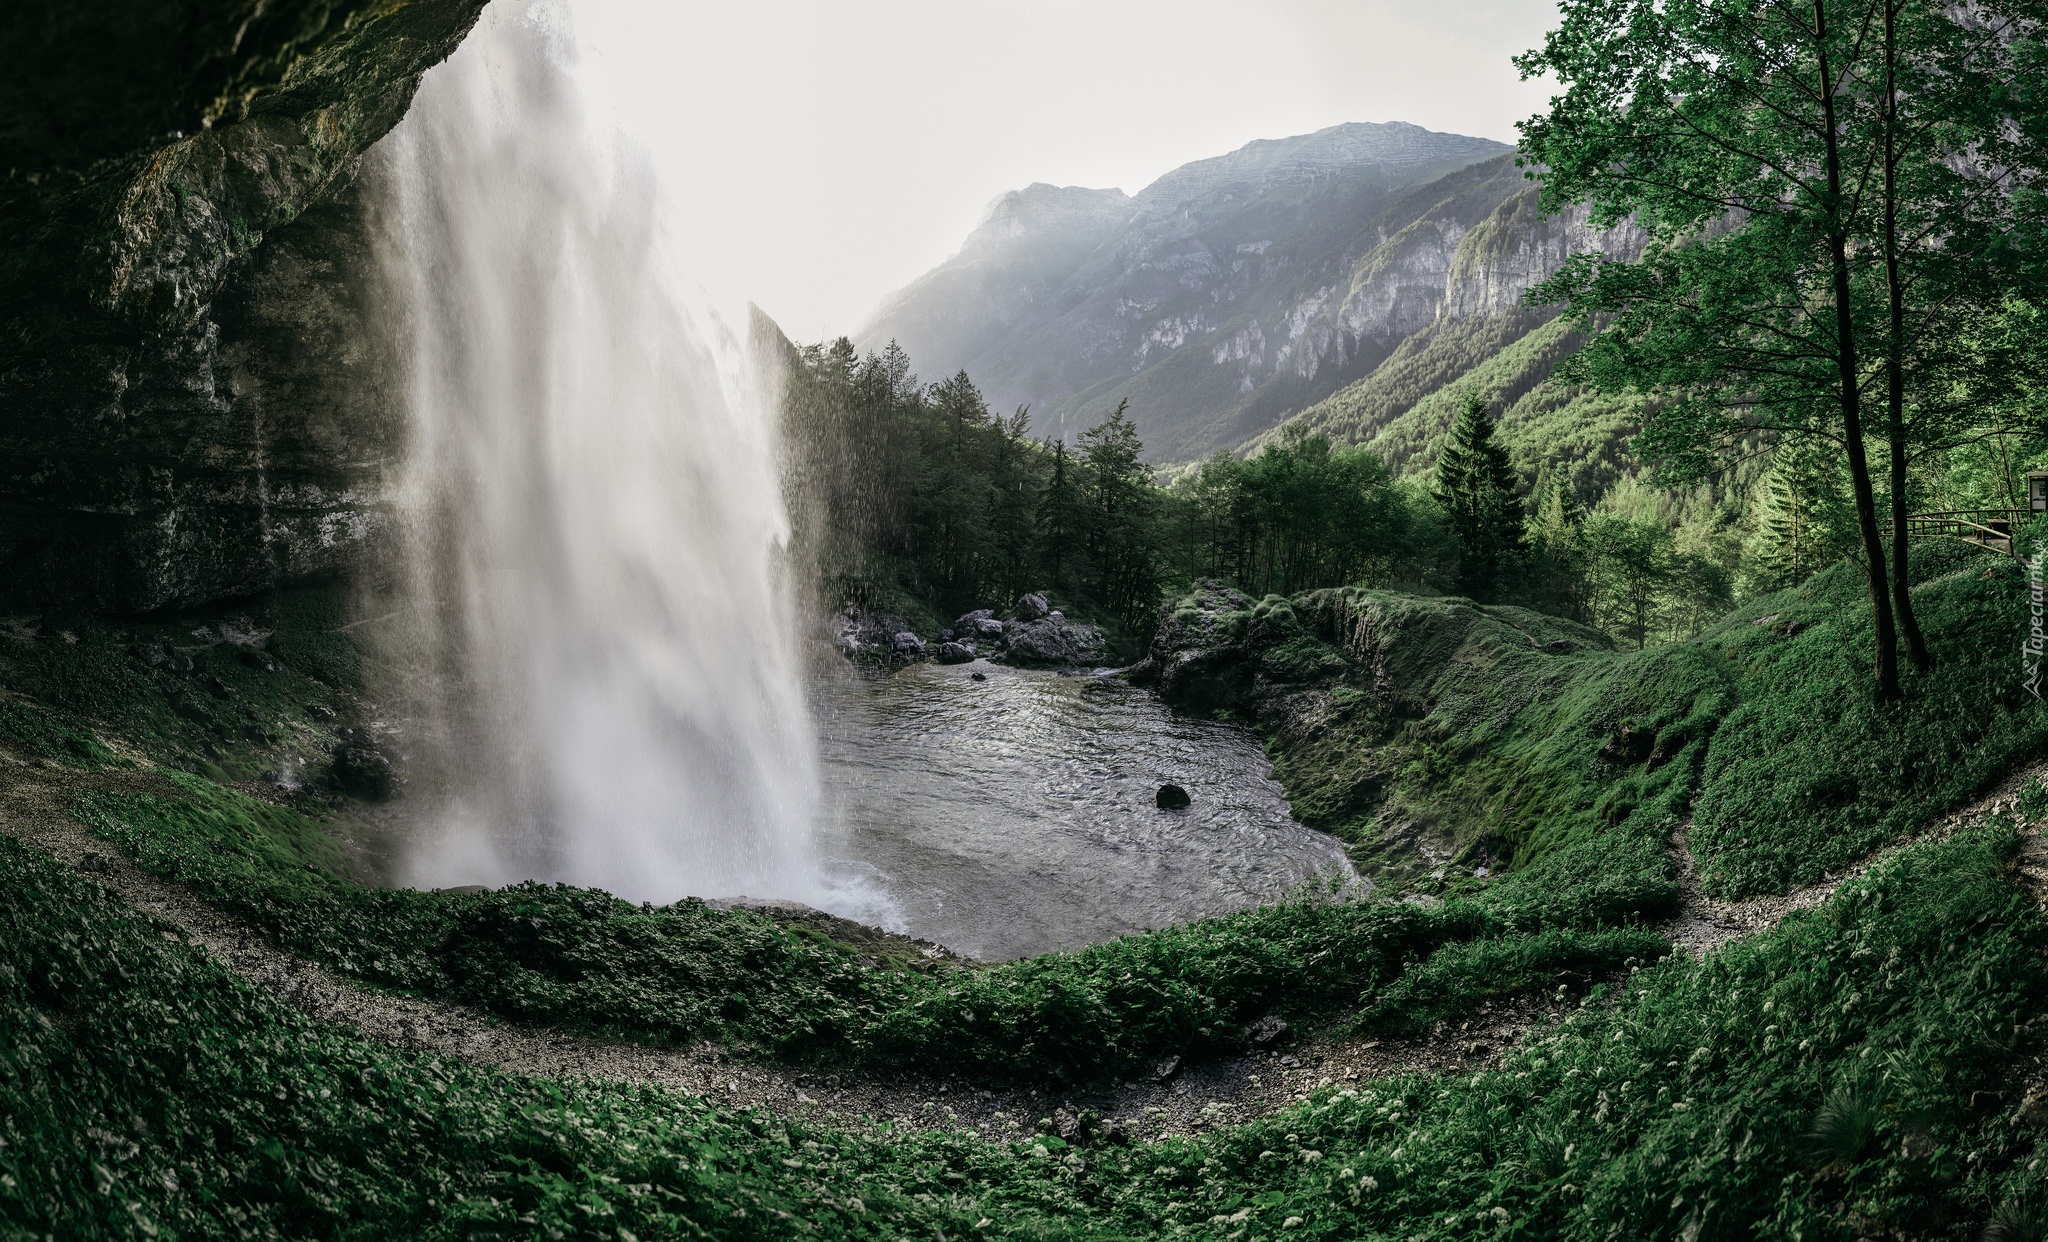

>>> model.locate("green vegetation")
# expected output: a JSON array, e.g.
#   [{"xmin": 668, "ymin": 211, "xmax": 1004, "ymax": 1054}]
[
  {"xmin": 782, "ymin": 339, "xmax": 1168, "ymax": 643},
  {"xmin": 0, "ymin": 584, "xmax": 358, "ymax": 785},
  {"xmin": 6, "ymin": 5, "xmax": 2048, "ymax": 1238},
  {"xmin": 68, "ymin": 771, "xmax": 1665, "ymax": 1083},
  {"xmin": 1165, "ymin": 429, "xmax": 1449, "ymax": 600},
  {"xmin": 11, "ymin": 807, "xmax": 2048, "ymax": 1238},
  {"xmin": 1430, "ymin": 391, "xmax": 1526, "ymax": 598},
  {"xmin": 1156, "ymin": 538, "xmax": 2045, "ymax": 899},
  {"xmin": 1520, "ymin": 0, "xmax": 2048, "ymax": 697},
  {"xmin": 781, "ymin": 339, "xmax": 1449, "ymax": 648}
]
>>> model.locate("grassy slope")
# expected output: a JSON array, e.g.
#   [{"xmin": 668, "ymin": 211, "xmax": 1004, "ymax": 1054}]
[
  {"xmin": 8, "ymin": 817, "xmax": 2047, "ymax": 1239},
  {"xmin": 0, "ymin": 584, "xmax": 360, "ymax": 788},
  {"xmin": 1186, "ymin": 539, "xmax": 2046, "ymax": 902},
  {"xmin": 1269, "ymin": 310, "xmax": 1643, "ymax": 497},
  {"xmin": 7, "ymin": 543, "xmax": 2048, "ymax": 1235},
  {"xmin": 66, "ymin": 772, "xmax": 1662, "ymax": 1083}
]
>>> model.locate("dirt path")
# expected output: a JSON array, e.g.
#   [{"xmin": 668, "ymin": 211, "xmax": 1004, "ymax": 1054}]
[
  {"xmin": 1, "ymin": 752, "xmax": 1578, "ymax": 1142},
  {"xmin": 1661, "ymin": 758, "xmax": 2048, "ymax": 959},
  {"xmin": 7, "ymin": 747, "xmax": 2044, "ymax": 1145}
]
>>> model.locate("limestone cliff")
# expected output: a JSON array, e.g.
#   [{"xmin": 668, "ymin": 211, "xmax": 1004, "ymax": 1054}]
[
  {"xmin": 855, "ymin": 134, "xmax": 1645, "ymax": 472},
  {"xmin": 856, "ymin": 122, "xmax": 1517, "ymax": 461},
  {"xmin": 0, "ymin": 0, "xmax": 487, "ymax": 613}
]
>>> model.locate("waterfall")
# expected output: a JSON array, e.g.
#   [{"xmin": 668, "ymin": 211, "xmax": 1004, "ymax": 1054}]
[{"xmin": 371, "ymin": 0, "xmax": 828, "ymax": 907}]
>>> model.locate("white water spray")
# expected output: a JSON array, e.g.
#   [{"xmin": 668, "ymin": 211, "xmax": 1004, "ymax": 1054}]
[{"xmin": 373, "ymin": 1, "xmax": 828, "ymax": 906}]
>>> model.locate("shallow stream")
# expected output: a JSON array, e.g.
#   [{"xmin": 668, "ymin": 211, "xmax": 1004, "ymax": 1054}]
[{"xmin": 811, "ymin": 659, "xmax": 1360, "ymax": 960}]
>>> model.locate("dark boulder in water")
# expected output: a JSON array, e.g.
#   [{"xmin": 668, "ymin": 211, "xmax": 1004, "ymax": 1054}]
[
  {"xmin": 953, "ymin": 609, "xmax": 1005, "ymax": 641},
  {"xmin": 935, "ymin": 641, "xmax": 976, "ymax": 664},
  {"xmin": 970, "ymin": 671, "xmax": 987, "ymax": 682},
  {"xmin": 1156, "ymin": 783, "xmax": 1191, "ymax": 810},
  {"xmin": 998, "ymin": 615, "xmax": 1106, "ymax": 667}
]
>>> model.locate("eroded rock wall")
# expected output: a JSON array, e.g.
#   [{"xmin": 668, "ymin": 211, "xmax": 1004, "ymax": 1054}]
[{"xmin": 0, "ymin": 0, "xmax": 487, "ymax": 613}]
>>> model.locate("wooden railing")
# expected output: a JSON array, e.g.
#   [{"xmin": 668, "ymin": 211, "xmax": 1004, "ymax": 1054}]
[{"xmin": 1903, "ymin": 509, "xmax": 2032, "ymax": 556}]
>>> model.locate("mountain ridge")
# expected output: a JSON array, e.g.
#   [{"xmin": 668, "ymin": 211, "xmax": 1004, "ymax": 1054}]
[
  {"xmin": 855, "ymin": 121, "xmax": 1644, "ymax": 477},
  {"xmin": 856, "ymin": 121, "xmax": 1518, "ymax": 459}
]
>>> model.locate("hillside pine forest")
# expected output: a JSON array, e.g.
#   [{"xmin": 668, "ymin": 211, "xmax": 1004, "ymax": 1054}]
[{"xmin": 8, "ymin": 1, "xmax": 2048, "ymax": 1241}]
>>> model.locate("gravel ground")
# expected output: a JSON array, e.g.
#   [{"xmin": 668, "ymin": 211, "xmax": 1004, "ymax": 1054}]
[
  {"xmin": 1661, "ymin": 756, "xmax": 2048, "ymax": 959},
  {"xmin": 6, "ymin": 747, "xmax": 2042, "ymax": 1148}
]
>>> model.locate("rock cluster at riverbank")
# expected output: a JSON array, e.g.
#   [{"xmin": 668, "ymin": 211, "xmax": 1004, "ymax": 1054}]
[
  {"xmin": 836, "ymin": 592, "xmax": 1107, "ymax": 669},
  {"xmin": 1128, "ymin": 581, "xmax": 1614, "ymax": 881}
]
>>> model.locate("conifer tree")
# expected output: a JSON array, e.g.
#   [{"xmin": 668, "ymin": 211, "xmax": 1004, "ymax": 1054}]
[
  {"xmin": 1432, "ymin": 392, "xmax": 1525, "ymax": 598},
  {"xmin": 1526, "ymin": 471, "xmax": 1589, "ymax": 619},
  {"xmin": 1748, "ymin": 439, "xmax": 1856, "ymax": 593},
  {"xmin": 1036, "ymin": 438, "xmax": 1083, "ymax": 594},
  {"xmin": 1077, "ymin": 399, "xmax": 1159, "ymax": 632}
]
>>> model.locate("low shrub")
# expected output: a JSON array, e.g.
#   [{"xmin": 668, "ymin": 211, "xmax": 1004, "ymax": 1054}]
[{"xmin": 74, "ymin": 775, "xmax": 1668, "ymax": 1082}]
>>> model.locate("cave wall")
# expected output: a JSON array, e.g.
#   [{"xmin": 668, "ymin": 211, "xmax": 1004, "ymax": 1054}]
[{"xmin": 0, "ymin": 0, "xmax": 488, "ymax": 614}]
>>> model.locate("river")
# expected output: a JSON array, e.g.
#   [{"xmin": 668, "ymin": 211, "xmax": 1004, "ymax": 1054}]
[{"xmin": 811, "ymin": 657, "xmax": 1361, "ymax": 960}]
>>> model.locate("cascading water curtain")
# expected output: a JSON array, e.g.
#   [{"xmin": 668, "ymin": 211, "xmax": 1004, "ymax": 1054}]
[{"xmin": 373, "ymin": 0, "xmax": 826, "ymax": 906}]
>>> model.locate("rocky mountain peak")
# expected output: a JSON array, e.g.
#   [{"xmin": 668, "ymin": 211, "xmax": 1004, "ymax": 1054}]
[
  {"xmin": 1132, "ymin": 121, "xmax": 1513, "ymax": 213},
  {"xmin": 959, "ymin": 183, "xmax": 1134, "ymax": 257}
]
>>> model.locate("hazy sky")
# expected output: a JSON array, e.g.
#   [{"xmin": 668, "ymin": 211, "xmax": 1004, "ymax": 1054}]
[{"xmin": 574, "ymin": 0, "xmax": 1561, "ymax": 341}]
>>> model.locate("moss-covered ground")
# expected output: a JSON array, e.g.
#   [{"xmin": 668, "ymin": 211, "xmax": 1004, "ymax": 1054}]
[
  {"xmin": 0, "ymin": 584, "xmax": 360, "ymax": 789},
  {"xmin": 66, "ymin": 773, "xmax": 1664, "ymax": 1082},
  {"xmin": 1168, "ymin": 539, "xmax": 2048, "ymax": 902},
  {"xmin": 8, "ymin": 816, "xmax": 2048, "ymax": 1238},
  {"xmin": 6, "ymin": 546, "xmax": 2048, "ymax": 1236}
]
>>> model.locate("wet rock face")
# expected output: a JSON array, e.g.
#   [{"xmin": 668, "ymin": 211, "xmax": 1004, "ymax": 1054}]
[
  {"xmin": 0, "ymin": 0, "xmax": 489, "ymax": 613},
  {"xmin": 330, "ymin": 727, "xmax": 397, "ymax": 801},
  {"xmin": 835, "ymin": 608, "xmax": 930, "ymax": 666},
  {"xmin": 995, "ymin": 613, "xmax": 1106, "ymax": 667}
]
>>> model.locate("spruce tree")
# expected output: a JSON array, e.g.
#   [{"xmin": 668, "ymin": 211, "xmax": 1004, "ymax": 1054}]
[
  {"xmin": 1432, "ymin": 392, "xmax": 1525, "ymax": 598},
  {"xmin": 1037, "ymin": 438, "xmax": 1082, "ymax": 593},
  {"xmin": 1077, "ymin": 399, "xmax": 1159, "ymax": 633},
  {"xmin": 1526, "ymin": 471, "xmax": 1588, "ymax": 619}
]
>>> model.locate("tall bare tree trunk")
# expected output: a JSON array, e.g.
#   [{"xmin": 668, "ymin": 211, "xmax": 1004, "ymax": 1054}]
[
  {"xmin": 1881, "ymin": 0, "xmax": 1933, "ymax": 672},
  {"xmin": 1818, "ymin": 0, "xmax": 1903, "ymax": 700}
]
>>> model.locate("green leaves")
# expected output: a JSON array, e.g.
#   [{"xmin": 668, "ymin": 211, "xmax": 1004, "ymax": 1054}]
[{"xmin": 1432, "ymin": 390, "xmax": 1528, "ymax": 600}]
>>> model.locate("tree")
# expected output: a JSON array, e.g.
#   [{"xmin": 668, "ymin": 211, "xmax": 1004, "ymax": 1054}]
[
  {"xmin": 1037, "ymin": 437, "xmax": 1084, "ymax": 594},
  {"xmin": 1526, "ymin": 471, "xmax": 1591, "ymax": 620},
  {"xmin": 1520, "ymin": 0, "xmax": 2048, "ymax": 698},
  {"xmin": 1077, "ymin": 399, "xmax": 1160, "ymax": 633},
  {"xmin": 1432, "ymin": 391, "xmax": 1526, "ymax": 598},
  {"xmin": 1582, "ymin": 513, "xmax": 1675, "ymax": 650},
  {"xmin": 1747, "ymin": 437, "xmax": 1858, "ymax": 593}
]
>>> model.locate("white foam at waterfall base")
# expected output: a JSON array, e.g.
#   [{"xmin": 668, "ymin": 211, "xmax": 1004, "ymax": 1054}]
[{"xmin": 372, "ymin": 0, "xmax": 874, "ymax": 917}]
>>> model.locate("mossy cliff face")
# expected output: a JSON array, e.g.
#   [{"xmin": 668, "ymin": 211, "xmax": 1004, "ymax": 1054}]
[{"xmin": 0, "ymin": 0, "xmax": 488, "ymax": 613}]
